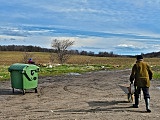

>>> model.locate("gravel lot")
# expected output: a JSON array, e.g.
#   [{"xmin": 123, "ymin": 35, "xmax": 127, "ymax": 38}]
[{"xmin": 0, "ymin": 69, "xmax": 160, "ymax": 120}]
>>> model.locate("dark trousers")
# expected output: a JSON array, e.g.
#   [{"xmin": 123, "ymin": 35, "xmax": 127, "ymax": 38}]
[
  {"xmin": 134, "ymin": 86, "xmax": 151, "ymax": 111},
  {"xmin": 134, "ymin": 86, "xmax": 150, "ymax": 99}
]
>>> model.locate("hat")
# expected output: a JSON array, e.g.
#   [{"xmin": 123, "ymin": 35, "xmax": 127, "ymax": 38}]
[{"xmin": 136, "ymin": 55, "xmax": 143, "ymax": 60}]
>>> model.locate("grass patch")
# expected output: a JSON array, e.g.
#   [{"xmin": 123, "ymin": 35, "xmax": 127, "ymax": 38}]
[
  {"xmin": 153, "ymin": 72, "xmax": 160, "ymax": 80},
  {"xmin": 39, "ymin": 64, "xmax": 115, "ymax": 76},
  {"xmin": 0, "ymin": 65, "xmax": 10, "ymax": 81},
  {"xmin": 1, "ymin": 64, "xmax": 160, "ymax": 81},
  {"xmin": 0, "ymin": 64, "xmax": 118, "ymax": 81},
  {"xmin": 151, "ymin": 65, "xmax": 160, "ymax": 80}
]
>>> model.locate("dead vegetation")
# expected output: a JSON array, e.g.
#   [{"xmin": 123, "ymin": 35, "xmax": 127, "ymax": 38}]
[{"xmin": 0, "ymin": 51, "xmax": 159, "ymax": 67}]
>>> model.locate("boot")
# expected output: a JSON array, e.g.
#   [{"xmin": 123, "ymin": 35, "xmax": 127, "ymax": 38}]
[
  {"xmin": 145, "ymin": 98, "xmax": 151, "ymax": 112},
  {"xmin": 133, "ymin": 96, "xmax": 139, "ymax": 108}
]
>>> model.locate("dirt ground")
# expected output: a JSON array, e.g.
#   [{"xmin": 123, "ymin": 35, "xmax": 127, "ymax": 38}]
[{"xmin": 0, "ymin": 69, "xmax": 160, "ymax": 120}]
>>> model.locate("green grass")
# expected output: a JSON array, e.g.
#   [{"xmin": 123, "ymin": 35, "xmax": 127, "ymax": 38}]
[
  {"xmin": 39, "ymin": 64, "xmax": 115, "ymax": 76},
  {"xmin": 0, "ymin": 64, "xmax": 117, "ymax": 81},
  {"xmin": 40, "ymin": 65, "xmax": 160, "ymax": 80},
  {"xmin": 0, "ymin": 65, "xmax": 10, "ymax": 81},
  {"xmin": 151, "ymin": 65, "xmax": 160, "ymax": 80},
  {"xmin": 0, "ymin": 51, "xmax": 160, "ymax": 81},
  {"xmin": 153, "ymin": 72, "xmax": 160, "ymax": 79},
  {"xmin": 1, "ymin": 64, "xmax": 160, "ymax": 81}
]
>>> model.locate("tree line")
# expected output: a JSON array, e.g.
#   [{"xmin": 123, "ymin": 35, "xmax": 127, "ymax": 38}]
[
  {"xmin": 0, "ymin": 44, "xmax": 120, "ymax": 57},
  {"xmin": 0, "ymin": 45, "xmax": 54, "ymax": 52},
  {"xmin": 0, "ymin": 44, "xmax": 159, "ymax": 58}
]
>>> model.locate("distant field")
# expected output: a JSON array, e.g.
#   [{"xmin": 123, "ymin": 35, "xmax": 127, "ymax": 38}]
[
  {"xmin": 1, "ymin": 51, "xmax": 159, "ymax": 65},
  {"xmin": 0, "ymin": 51, "xmax": 160, "ymax": 67},
  {"xmin": 0, "ymin": 51, "xmax": 160, "ymax": 80},
  {"xmin": 0, "ymin": 51, "xmax": 52, "ymax": 65}
]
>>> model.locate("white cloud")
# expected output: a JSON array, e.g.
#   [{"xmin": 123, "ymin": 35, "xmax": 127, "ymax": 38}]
[
  {"xmin": 0, "ymin": 35, "xmax": 24, "ymax": 40},
  {"xmin": 117, "ymin": 44, "xmax": 135, "ymax": 48},
  {"xmin": 1, "ymin": 0, "xmax": 160, "ymax": 55}
]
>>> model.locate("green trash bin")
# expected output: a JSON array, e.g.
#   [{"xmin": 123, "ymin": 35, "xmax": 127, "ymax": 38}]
[{"xmin": 8, "ymin": 63, "xmax": 40, "ymax": 95}]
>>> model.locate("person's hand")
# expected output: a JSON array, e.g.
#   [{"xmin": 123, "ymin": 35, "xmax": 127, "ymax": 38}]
[
  {"xmin": 130, "ymin": 76, "xmax": 134, "ymax": 84},
  {"xmin": 130, "ymin": 78, "xmax": 133, "ymax": 84}
]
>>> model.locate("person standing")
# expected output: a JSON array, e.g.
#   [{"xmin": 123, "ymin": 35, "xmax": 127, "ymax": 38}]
[{"xmin": 130, "ymin": 55, "xmax": 153, "ymax": 112}]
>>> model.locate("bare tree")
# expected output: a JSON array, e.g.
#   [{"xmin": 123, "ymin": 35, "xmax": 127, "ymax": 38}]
[
  {"xmin": 49, "ymin": 53, "xmax": 55, "ymax": 64},
  {"xmin": 51, "ymin": 39, "xmax": 75, "ymax": 64},
  {"xmin": 22, "ymin": 52, "xmax": 33, "ymax": 63}
]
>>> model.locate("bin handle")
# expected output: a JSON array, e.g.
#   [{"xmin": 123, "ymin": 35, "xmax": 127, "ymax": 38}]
[
  {"xmin": 24, "ymin": 70, "xmax": 37, "ymax": 81},
  {"xmin": 31, "ymin": 70, "xmax": 35, "ymax": 75},
  {"xmin": 24, "ymin": 73, "xmax": 32, "ymax": 81}
]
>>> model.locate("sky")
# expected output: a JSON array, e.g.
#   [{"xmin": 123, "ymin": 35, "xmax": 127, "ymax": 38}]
[{"xmin": 1, "ymin": 0, "xmax": 160, "ymax": 55}]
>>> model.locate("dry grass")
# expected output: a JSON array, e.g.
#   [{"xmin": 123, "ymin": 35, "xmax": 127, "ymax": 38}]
[
  {"xmin": 0, "ymin": 51, "xmax": 159, "ymax": 66},
  {"xmin": 0, "ymin": 51, "xmax": 52, "ymax": 65}
]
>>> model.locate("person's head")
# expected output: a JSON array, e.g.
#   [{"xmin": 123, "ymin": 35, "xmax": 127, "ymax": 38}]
[{"xmin": 136, "ymin": 55, "xmax": 143, "ymax": 60}]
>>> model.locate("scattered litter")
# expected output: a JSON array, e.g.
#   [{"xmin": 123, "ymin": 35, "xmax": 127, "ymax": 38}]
[
  {"xmin": 67, "ymin": 73, "xmax": 81, "ymax": 76},
  {"xmin": 50, "ymin": 110, "xmax": 54, "ymax": 112},
  {"xmin": 47, "ymin": 65, "xmax": 53, "ymax": 68}
]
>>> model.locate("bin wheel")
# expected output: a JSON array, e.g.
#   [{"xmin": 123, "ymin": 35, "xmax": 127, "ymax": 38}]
[
  {"xmin": 35, "ymin": 88, "xmax": 38, "ymax": 93},
  {"xmin": 22, "ymin": 90, "xmax": 25, "ymax": 95}
]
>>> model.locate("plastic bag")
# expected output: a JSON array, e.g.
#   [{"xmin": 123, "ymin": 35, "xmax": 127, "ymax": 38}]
[{"xmin": 130, "ymin": 84, "xmax": 135, "ymax": 94}]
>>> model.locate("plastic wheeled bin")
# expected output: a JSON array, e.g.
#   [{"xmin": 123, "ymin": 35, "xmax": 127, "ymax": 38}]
[{"xmin": 8, "ymin": 63, "xmax": 40, "ymax": 95}]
